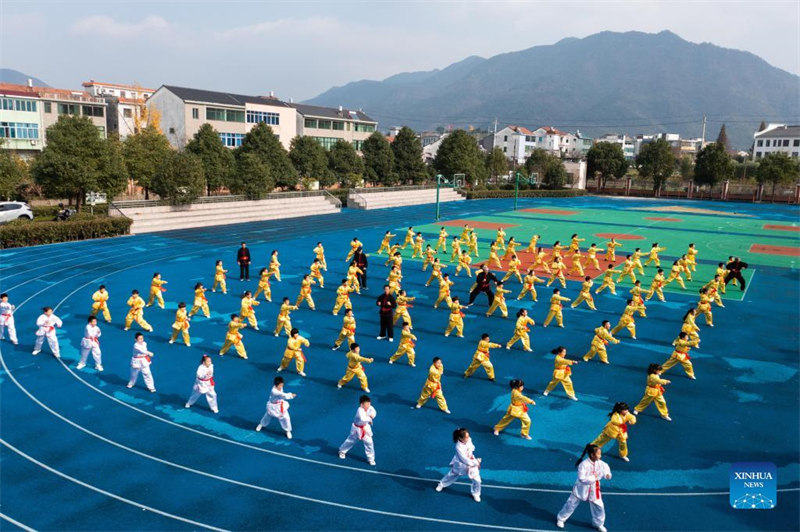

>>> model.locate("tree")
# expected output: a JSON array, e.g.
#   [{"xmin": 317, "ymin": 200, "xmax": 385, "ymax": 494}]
[
  {"xmin": 678, "ymin": 155, "xmax": 694, "ymax": 182},
  {"xmin": 123, "ymin": 125, "xmax": 172, "ymax": 199},
  {"xmin": 185, "ymin": 124, "xmax": 235, "ymax": 195},
  {"xmin": 636, "ymin": 138, "xmax": 675, "ymax": 193},
  {"xmin": 98, "ymin": 134, "xmax": 129, "ymax": 200},
  {"xmin": 716, "ymin": 124, "xmax": 731, "ymax": 153},
  {"xmin": 433, "ymin": 129, "xmax": 487, "ymax": 185},
  {"xmin": 32, "ymin": 115, "xmax": 106, "ymax": 211},
  {"xmin": 229, "ymin": 151, "xmax": 273, "ymax": 198},
  {"xmin": 328, "ymin": 140, "xmax": 364, "ymax": 186},
  {"xmin": 542, "ymin": 162, "xmax": 568, "ymax": 189},
  {"xmin": 362, "ymin": 131, "xmax": 396, "ymax": 186},
  {"xmin": 524, "ymin": 148, "xmax": 551, "ymax": 178},
  {"xmin": 289, "ymin": 136, "xmax": 333, "ymax": 187},
  {"xmin": 586, "ymin": 142, "xmax": 628, "ymax": 190},
  {"xmin": 392, "ymin": 126, "xmax": 426, "ymax": 184},
  {"xmin": 237, "ymin": 123, "xmax": 296, "ymax": 188},
  {"xmin": 485, "ymin": 147, "xmax": 508, "ymax": 184},
  {"xmin": 150, "ymin": 151, "xmax": 205, "ymax": 204},
  {"xmin": 694, "ymin": 142, "xmax": 734, "ymax": 187},
  {"xmin": 0, "ymin": 142, "xmax": 30, "ymax": 200},
  {"xmin": 756, "ymin": 152, "xmax": 800, "ymax": 198}
]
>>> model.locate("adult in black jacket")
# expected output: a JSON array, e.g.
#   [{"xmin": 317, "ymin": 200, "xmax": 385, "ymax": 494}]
[
  {"xmin": 725, "ymin": 257, "xmax": 748, "ymax": 291},
  {"xmin": 237, "ymin": 242, "xmax": 251, "ymax": 281},
  {"xmin": 354, "ymin": 247, "xmax": 368, "ymax": 289},
  {"xmin": 376, "ymin": 285, "xmax": 397, "ymax": 341},
  {"xmin": 467, "ymin": 264, "xmax": 499, "ymax": 306}
]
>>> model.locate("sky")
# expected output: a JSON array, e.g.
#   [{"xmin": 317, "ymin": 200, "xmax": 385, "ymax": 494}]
[{"xmin": 1, "ymin": 0, "xmax": 798, "ymax": 102}]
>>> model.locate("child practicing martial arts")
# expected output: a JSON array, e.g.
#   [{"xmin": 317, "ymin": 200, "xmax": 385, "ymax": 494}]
[
  {"xmin": 256, "ymin": 376, "xmax": 296, "ymax": 439},
  {"xmin": 338, "ymin": 395, "xmax": 377, "ymax": 466},
  {"xmin": 556, "ymin": 443, "xmax": 612, "ymax": 532},
  {"xmin": 435, "ymin": 427, "xmax": 482, "ymax": 503}
]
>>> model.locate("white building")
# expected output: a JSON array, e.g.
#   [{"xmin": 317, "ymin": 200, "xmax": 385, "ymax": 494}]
[
  {"xmin": 596, "ymin": 133, "xmax": 636, "ymax": 160},
  {"xmin": 489, "ymin": 126, "xmax": 536, "ymax": 163},
  {"xmin": 423, "ymin": 133, "xmax": 448, "ymax": 163},
  {"xmin": 82, "ymin": 81, "xmax": 156, "ymax": 139},
  {"xmin": 753, "ymin": 124, "xmax": 800, "ymax": 160}
]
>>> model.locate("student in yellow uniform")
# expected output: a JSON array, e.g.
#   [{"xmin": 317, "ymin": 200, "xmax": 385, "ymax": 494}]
[
  {"xmin": 449, "ymin": 237, "xmax": 462, "ymax": 263},
  {"xmin": 393, "ymin": 290, "xmax": 415, "ymax": 329},
  {"xmin": 345, "ymin": 237, "xmax": 362, "ymax": 262},
  {"xmin": 696, "ymin": 288, "xmax": 714, "ymax": 326},
  {"xmin": 630, "ymin": 281, "xmax": 647, "ymax": 317},
  {"xmin": 435, "ymin": 227, "xmax": 449, "ymax": 252},
  {"xmin": 569, "ymin": 234, "xmax": 585, "ymax": 253},
  {"xmin": 401, "ymin": 226, "xmax": 415, "ymax": 249},
  {"xmin": 422, "ymin": 245, "xmax": 436, "ymax": 271},
  {"xmin": 240, "ymin": 290, "xmax": 261, "ymax": 330},
  {"xmin": 678, "ymin": 255, "xmax": 693, "ymax": 282},
  {"xmin": 526, "ymin": 234, "xmax": 541, "ymax": 254},
  {"xmin": 269, "ymin": 250, "xmax": 282, "ymax": 282},
  {"xmin": 425, "ymin": 258, "xmax": 447, "ymax": 286},
  {"xmin": 592, "ymin": 402, "xmax": 637, "ymax": 461},
  {"xmin": 616, "ymin": 255, "xmax": 637, "ymax": 284},
  {"xmin": 546, "ymin": 256, "xmax": 567, "ymax": 288},
  {"xmin": 716, "ymin": 262, "xmax": 729, "ymax": 294},
  {"xmin": 412, "ymin": 232, "xmax": 425, "ymax": 258},
  {"xmin": 377, "ymin": 231, "xmax": 396, "ymax": 254},
  {"xmin": 644, "ymin": 242, "xmax": 666, "ymax": 268},
  {"xmin": 212, "ymin": 260, "xmax": 228, "ymax": 294},
  {"xmin": 333, "ymin": 279, "xmax": 354, "ymax": 315},
  {"xmin": 517, "ymin": 269, "xmax": 544, "ymax": 301},
  {"xmin": 459, "ymin": 224, "xmax": 471, "ymax": 242},
  {"xmin": 567, "ymin": 277, "xmax": 593, "ymax": 311},
  {"xmin": 274, "ymin": 297, "xmax": 298, "ymax": 337},
  {"xmin": 501, "ymin": 237, "xmax": 519, "ymax": 261},
  {"xmin": 681, "ymin": 308, "xmax": 701, "ymax": 342},
  {"xmin": 346, "ymin": 260, "xmax": 364, "ymax": 294},
  {"xmin": 703, "ymin": 275, "xmax": 725, "ymax": 308},
  {"xmin": 506, "ymin": 309, "xmax": 535, "ymax": 352},
  {"xmin": 314, "ymin": 241, "xmax": 328, "ymax": 271},
  {"xmin": 604, "ymin": 238, "xmax": 622, "ymax": 262},
  {"xmin": 493, "ymin": 379, "xmax": 536, "ymax": 439},
  {"xmin": 487, "ymin": 242, "xmax": 503, "ymax": 269},
  {"xmin": 551, "ymin": 241, "xmax": 565, "ymax": 260},
  {"xmin": 389, "ymin": 322, "xmax": 417, "ymax": 366},
  {"xmin": 568, "ymin": 249, "xmax": 585, "ymax": 277},
  {"xmin": 664, "ymin": 260, "xmax": 687, "ymax": 289},
  {"xmin": 310, "ymin": 259, "xmax": 325, "ymax": 288},
  {"xmin": 277, "ymin": 328, "xmax": 310, "ymax": 377},
  {"xmin": 645, "ymin": 269, "xmax": 666, "ymax": 301},
  {"xmin": 253, "ymin": 268, "xmax": 273, "ymax": 302},
  {"xmin": 456, "ymin": 250, "xmax": 474, "ymax": 277},
  {"xmin": 533, "ymin": 247, "xmax": 551, "ymax": 274},
  {"xmin": 686, "ymin": 243, "xmax": 698, "ymax": 272},
  {"xmin": 388, "ymin": 251, "xmax": 403, "ymax": 271},
  {"xmin": 610, "ymin": 299, "xmax": 638, "ymax": 339},
  {"xmin": 337, "ymin": 343, "xmax": 374, "ymax": 392},
  {"xmin": 219, "ymin": 314, "xmax": 248, "ymax": 359},
  {"xmin": 168, "ymin": 302, "xmax": 191, "ymax": 347},
  {"xmin": 188, "ymin": 282, "xmax": 210, "ymax": 318},
  {"xmin": 444, "ymin": 296, "xmax": 465, "ymax": 337},
  {"xmin": 464, "ymin": 333, "xmax": 501, "ymax": 380},
  {"xmin": 495, "ymin": 227, "xmax": 507, "ymax": 250},
  {"xmin": 124, "ymin": 289, "xmax": 153, "ymax": 332},
  {"xmin": 468, "ymin": 230, "xmax": 479, "ymax": 257},
  {"xmin": 90, "ymin": 285, "xmax": 111, "ymax": 323},
  {"xmin": 661, "ymin": 331, "xmax": 699, "ymax": 379},
  {"xmin": 585, "ymin": 243, "xmax": 600, "ymax": 271},
  {"xmin": 295, "ymin": 274, "xmax": 317, "ymax": 310},
  {"xmin": 631, "ymin": 248, "xmax": 645, "ymax": 275},
  {"xmin": 434, "ymin": 273, "xmax": 454, "ymax": 309},
  {"xmin": 146, "ymin": 272, "xmax": 167, "ymax": 309},
  {"xmin": 542, "ymin": 289, "xmax": 570, "ymax": 328},
  {"xmin": 383, "ymin": 245, "xmax": 401, "ymax": 266},
  {"xmin": 595, "ymin": 264, "xmax": 621, "ymax": 295},
  {"xmin": 332, "ymin": 308, "xmax": 357, "ymax": 350},
  {"xmin": 583, "ymin": 320, "xmax": 619, "ymax": 363},
  {"xmin": 633, "ymin": 363, "xmax": 672, "ymax": 420},
  {"xmin": 502, "ymin": 255, "xmax": 523, "ymax": 283},
  {"xmin": 543, "ymin": 346, "xmax": 579, "ymax": 400},
  {"xmin": 415, "ymin": 357, "xmax": 450, "ymax": 413},
  {"xmin": 486, "ymin": 281, "xmax": 511, "ymax": 318}
]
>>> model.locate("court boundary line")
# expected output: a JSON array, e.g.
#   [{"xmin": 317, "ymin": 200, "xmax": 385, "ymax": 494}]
[{"xmin": 0, "ymin": 512, "xmax": 36, "ymax": 532}]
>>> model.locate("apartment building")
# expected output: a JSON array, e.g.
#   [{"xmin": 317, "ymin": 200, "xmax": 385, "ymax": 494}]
[
  {"xmin": 753, "ymin": 124, "xmax": 800, "ymax": 160},
  {"xmin": 596, "ymin": 133, "xmax": 636, "ymax": 160},
  {"xmin": 82, "ymin": 80, "xmax": 156, "ymax": 139},
  {"xmin": 290, "ymin": 103, "xmax": 377, "ymax": 152}
]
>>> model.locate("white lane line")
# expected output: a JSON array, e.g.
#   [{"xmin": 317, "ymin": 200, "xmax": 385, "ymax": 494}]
[
  {"xmin": 0, "ymin": 440, "xmax": 228, "ymax": 532},
  {"xmin": 0, "ymin": 512, "xmax": 36, "ymax": 532}
]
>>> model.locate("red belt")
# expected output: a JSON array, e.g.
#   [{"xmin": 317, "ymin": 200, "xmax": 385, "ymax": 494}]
[
  {"xmin": 427, "ymin": 379, "xmax": 442, "ymax": 398},
  {"xmin": 84, "ymin": 337, "xmax": 99, "ymax": 344},
  {"xmin": 620, "ymin": 423, "xmax": 627, "ymax": 433},
  {"xmin": 512, "ymin": 402, "xmax": 528, "ymax": 412},
  {"xmin": 595, "ymin": 480, "xmax": 601, "ymax": 499},
  {"xmin": 478, "ymin": 349, "xmax": 489, "ymax": 360},
  {"xmin": 1, "ymin": 313, "xmax": 11, "ymax": 317},
  {"xmin": 199, "ymin": 376, "xmax": 215, "ymax": 386},
  {"xmin": 675, "ymin": 349, "xmax": 690, "ymax": 360},
  {"xmin": 271, "ymin": 400, "xmax": 285, "ymax": 413},
  {"xmin": 648, "ymin": 385, "xmax": 665, "ymax": 394},
  {"xmin": 353, "ymin": 423, "xmax": 368, "ymax": 440},
  {"xmin": 134, "ymin": 355, "xmax": 152, "ymax": 363},
  {"xmin": 160, "ymin": 287, "xmax": 167, "ymax": 292}
]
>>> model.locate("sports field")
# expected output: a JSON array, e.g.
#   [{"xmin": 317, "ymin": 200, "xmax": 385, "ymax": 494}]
[{"xmin": 1, "ymin": 196, "xmax": 798, "ymax": 531}]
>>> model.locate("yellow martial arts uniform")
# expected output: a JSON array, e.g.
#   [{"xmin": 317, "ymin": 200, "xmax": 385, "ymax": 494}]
[
  {"xmin": 332, "ymin": 285, "xmax": 354, "ymax": 315},
  {"xmin": 617, "ymin": 259, "xmax": 636, "ymax": 284},
  {"xmin": 345, "ymin": 239, "xmax": 362, "ymax": 262},
  {"xmin": 630, "ymin": 286, "xmax": 647, "ymax": 316},
  {"xmin": 310, "ymin": 262, "xmax": 325, "ymax": 288},
  {"xmin": 333, "ymin": 314, "xmax": 357, "ymax": 349},
  {"xmin": 314, "ymin": 244, "xmax": 327, "ymax": 271},
  {"xmin": 169, "ymin": 307, "xmax": 191, "ymax": 346},
  {"xmin": 543, "ymin": 294, "xmax": 570, "ymax": 327},
  {"xmin": 592, "ymin": 412, "xmax": 637, "ymax": 458},
  {"xmin": 435, "ymin": 228, "xmax": 448, "ymax": 252},
  {"xmin": 686, "ymin": 246, "xmax": 698, "ymax": 272},
  {"xmin": 213, "ymin": 265, "xmax": 228, "ymax": 293},
  {"xmin": 412, "ymin": 234, "xmax": 425, "ymax": 258},
  {"xmin": 147, "ymin": 278, "xmax": 167, "ymax": 309},
  {"xmin": 347, "ymin": 265, "xmax": 363, "ymax": 294},
  {"xmin": 389, "ymin": 329, "xmax": 417, "ymax": 365},
  {"xmin": 295, "ymin": 278, "xmax": 316, "ymax": 310},
  {"xmin": 534, "ymin": 249, "xmax": 551, "ymax": 273},
  {"xmin": 269, "ymin": 256, "xmax": 282, "ymax": 282},
  {"xmin": 450, "ymin": 238, "xmax": 462, "ymax": 263},
  {"xmin": 678, "ymin": 258, "xmax": 693, "ymax": 282},
  {"xmin": 468, "ymin": 232, "xmax": 479, "ymax": 256},
  {"xmin": 90, "ymin": 289, "xmax": 111, "ymax": 322},
  {"xmin": 569, "ymin": 236, "xmax": 585, "ymax": 253},
  {"xmin": 274, "ymin": 302, "xmax": 298, "ymax": 336},
  {"xmin": 595, "ymin": 268, "xmax": 621, "ymax": 294},
  {"xmin": 240, "ymin": 295, "xmax": 260, "ymax": 328},
  {"xmin": 526, "ymin": 235, "xmax": 539, "ymax": 254},
  {"xmin": 488, "ymin": 245, "xmax": 503, "ymax": 269},
  {"xmin": 585, "ymin": 247, "xmax": 600, "ymax": 271},
  {"xmin": 434, "ymin": 277, "xmax": 454, "ymax": 309},
  {"xmin": 124, "ymin": 295, "xmax": 152, "ymax": 331},
  {"xmin": 546, "ymin": 261, "xmax": 567, "ymax": 288},
  {"xmin": 568, "ymin": 252, "xmax": 585, "ymax": 277},
  {"xmin": 634, "ymin": 373, "xmax": 670, "ymax": 416},
  {"xmin": 664, "ymin": 264, "xmax": 686, "ymax": 289},
  {"xmin": 486, "ymin": 286, "xmax": 511, "ymax": 317},
  {"xmin": 444, "ymin": 301, "xmax": 464, "ymax": 337},
  {"xmin": 338, "ymin": 349, "xmax": 372, "ymax": 390},
  {"xmin": 501, "ymin": 240, "xmax": 519, "ymax": 261},
  {"xmin": 417, "ymin": 363, "xmax": 448, "ymax": 411},
  {"xmin": 425, "ymin": 262, "xmax": 446, "ymax": 286},
  {"xmin": 464, "ymin": 339, "xmax": 501, "ymax": 379},
  {"xmin": 401, "ymin": 228, "xmax": 414, "ymax": 249},
  {"xmin": 645, "ymin": 272, "xmax": 666, "ymax": 301},
  {"xmin": 632, "ymin": 249, "xmax": 645, "ymax": 275},
  {"xmin": 377, "ymin": 233, "xmax": 396, "ymax": 254},
  {"xmin": 422, "ymin": 248, "xmax": 436, "ymax": 271},
  {"xmin": 610, "ymin": 303, "xmax": 637, "ymax": 339},
  {"xmin": 552, "ymin": 243, "xmax": 565, "ymax": 260},
  {"xmin": 696, "ymin": 293, "xmax": 714, "ymax": 326},
  {"xmin": 571, "ymin": 280, "xmax": 597, "ymax": 310},
  {"xmin": 644, "ymin": 246, "xmax": 666, "ymax": 267},
  {"xmin": 494, "ymin": 389, "xmax": 536, "ymax": 437},
  {"xmin": 456, "ymin": 253, "xmax": 473, "ymax": 277},
  {"xmin": 279, "ymin": 335, "xmax": 310, "ymax": 374},
  {"xmin": 495, "ymin": 228, "xmax": 506, "ymax": 250},
  {"xmin": 393, "ymin": 294, "xmax": 416, "ymax": 328},
  {"xmin": 703, "ymin": 279, "xmax": 724, "ymax": 307},
  {"xmin": 219, "ymin": 320, "xmax": 247, "ymax": 358},
  {"xmin": 583, "ymin": 327, "xmax": 619, "ymax": 363},
  {"xmin": 604, "ymin": 240, "xmax": 622, "ymax": 261},
  {"xmin": 543, "ymin": 352, "xmax": 577, "ymax": 398},
  {"xmin": 661, "ymin": 337, "xmax": 699, "ymax": 378},
  {"xmin": 253, "ymin": 270, "xmax": 273, "ymax": 302},
  {"xmin": 517, "ymin": 272, "xmax": 544, "ymax": 301},
  {"xmin": 502, "ymin": 257, "xmax": 523, "ymax": 283},
  {"xmin": 682, "ymin": 313, "xmax": 701, "ymax": 342},
  {"xmin": 506, "ymin": 315, "xmax": 535, "ymax": 351},
  {"xmin": 189, "ymin": 288, "xmax": 210, "ymax": 318}
]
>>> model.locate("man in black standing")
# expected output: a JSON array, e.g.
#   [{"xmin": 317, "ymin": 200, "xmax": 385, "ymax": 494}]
[
  {"xmin": 354, "ymin": 247, "xmax": 368, "ymax": 290},
  {"xmin": 725, "ymin": 257, "xmax": 749, "ymax": 291},
  {"xmin": 467, "ymin": 264, "xmax": 499, "ymax": 306},
  {"xmin": 376, "ymin": 284, "xmax": 396, "ymax": 342},
  {"xmin": 237, "ymin": 242, "xmax": 251, "ymax": 281}
]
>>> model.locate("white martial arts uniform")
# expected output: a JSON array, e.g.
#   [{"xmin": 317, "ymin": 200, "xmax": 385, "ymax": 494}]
[
  {"xmin": 127, "ymin": 341, "xmax": 155, "ymax": 392},
  {"xmin": 33, "ymin": 313, "xmax": 62, "ymax": 356},
  {"xmin": 78, "ymin": 323, "xmax": 103, "ymax": 369},
  {"xmin": 339, "ymin": 405, "xmax": 377, "ymax": 464},
  {"xmin": 185, "ymin": 363, "xmax": 218, "ymax": 412},
  {"xmin": 557, "ymin": 458, "xmax": 611, "ymax": 529},
  {"xmin": 258, "ymin": 386, "xmax": 294, "ymax": 433},
  {"xmin": 0, "ymin": 301, "xmax": 18, "ymax": 344},
  {"xmin": 437, "ymin": 438, "xmax": 482, "ymax": 497}
]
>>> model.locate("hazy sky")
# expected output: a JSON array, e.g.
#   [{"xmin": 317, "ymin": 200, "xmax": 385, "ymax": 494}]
[{"xmin": 2, "ymin": 0, "xmax": 798, "ymax": 101}]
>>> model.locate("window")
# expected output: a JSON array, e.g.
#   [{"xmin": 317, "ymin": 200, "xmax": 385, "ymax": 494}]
[
  {"xmin": 206, "ymin": 107, "xmax": 244, "ymax": 122},
  {"xmin": 755, "ymin": 152, "xmax": 762, "ymax": 159},
  {"xmin": 44, "ymin": 102, "xmax": 51, "ymax": 113},
  {"xmin": 120, "ymin": 91, "xmax": 127, "ymax": 98},
  {"xmin": 246, "ymin": 110, "xmax": 280, "ymax": 125},
  {"xmin": 504, "ymin": 135, "xmax": 508, "ymax": 141},
  {"xmin": 794, "ymin": 139, "xmax": 800, "ymax": 147},
  {"xmin": 304, "ymin": 118, "xmax": 318, "ymax": 128},
  {"xmin": 783, "ymin": 139, "xmax": 790, "ymax": 147},
  {"xmin": 96, "ymin": 126, "xmax": 105, "ymax": 137},
  {"xmin": 58, "ymin": 103, "xmax": 78, "ymax": 115},
  {"xmin": 169, "ymin": 128, "xmax": 175, "ymax": 134},
  {"xmin": 503, "ymin": 147, "xmax": 507, "ymax": 153},
  {"xmin": 765, "ymin": 140, "xmax": 771, "ymax": 147},
  {"xmin": 318, "ymin": 120, "xmax": 332, "ymax": 130},
  {"xmin": 123, "ymin": 108, "xmax": 133, "ymax": 118},
  {"xmin": 312, "ymin": 136, "xmax": 339, "ymax": 150},
  {"xmin": 0, "ymin": 122, "xmax": 39, "ymax": 139},
  {"xmin": 218, "ymin": 132, "xmax": 245, "ymax": 148},
  {"xmin": 354, "ymin": 123, "xmax": 375, "ymax": 132},
  {"xmin": 756, "ymin": 140, "xmax": 763, "ymax": 147},
  {"xmin": 793, "ymin": 152, "xmax": 799, "ymax": 158},
  {"xmin": 192, "ymin": 108, "xmax": 199, "ymax": 119},
  {"xmin": 332, "ymin": 121, "xmax": 344, "ymax": 131},
  {"xmin": 82, "ymin": 105, "xmax": 104, "ymax": 117},
  {"xmin": 353, "ymin": 140, "xmax": 365, "ymax": 151},
  {"xmin": 1, "ymin": 98, "xmax": 37, "ymax": 112}
]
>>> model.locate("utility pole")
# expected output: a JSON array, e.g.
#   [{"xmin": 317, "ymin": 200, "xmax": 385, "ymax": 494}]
[
  {"xmin": 493, "ymin": 118, "xmax": 498, "ymax": 135},
  {"xmin": 701, "ymin": 114, "xmax": 707, "ymax": 146}
]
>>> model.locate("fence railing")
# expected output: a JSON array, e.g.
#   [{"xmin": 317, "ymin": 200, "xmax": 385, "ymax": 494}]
[
  {"xmin": 112, "ymin": 190, "xmax": 342, "ymax": 210},
  {"xmin": 350, "ymin": 185, "xmax": 437, "ymax": 194},
  {"xmin": 589, "ymin": 178, "xmax": 799, "ymax": 203}
]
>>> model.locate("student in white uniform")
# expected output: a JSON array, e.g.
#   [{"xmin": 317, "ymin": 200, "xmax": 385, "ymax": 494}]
[
  {"xmin": 338, "ymin": 395, "xmax": 377, "ymax": 466},
  {"xmin": 77, "ymin": 316, "xmax": 103, "ymax": 371},
  {"xmin": 185, "ymin": 354, "xmax": 218, "ymax": 413},
  {"xmin": 435, "ymin": 427, "xmax": 482, "ymax": 502},
  {"xmin": 127, "ymin": 332, "xmax": 156, "ymax": 393},
  {"xmin": 0, "ymin": 293, "xmax": 18, "ymax": 345},
  {"xmin": 556, "ymin": 443, "xmax": 612, "ymax": 532},
  {"xmin": 33, "ymin": 307, "xmax": 62, "ymax": 357},
  {"xmin": 256, "ymin": 376, "xmax": 296, "ymax": 439}
]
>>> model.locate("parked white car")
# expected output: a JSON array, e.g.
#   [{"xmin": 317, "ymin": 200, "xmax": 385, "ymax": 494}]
[{"xmin": 0, "ymin": 202, "xmax": 34, "ymax": 224}]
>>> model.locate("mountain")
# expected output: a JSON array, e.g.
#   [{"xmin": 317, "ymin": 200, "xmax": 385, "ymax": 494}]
[
  {"xmin": 306, "ymin": 31, "xmax": 800, "ymax": 150},
  {"xmin": 0, "ymin": 69, "xmax": 49, "ymax": 87}
]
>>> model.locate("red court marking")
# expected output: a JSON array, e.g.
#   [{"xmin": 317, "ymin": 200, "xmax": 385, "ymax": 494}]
[
  {"xmin": 439, "ymin": 220, "xmax": 518, "ymax": 230},
  {"xmin": 763, "ymin": 224, "xmax": 800, "ymax": 232},
  {"xmin": 472, "ymin": 248, "xmax": 627, "ymax": 281},
  {"xmin": 594, "ymin": 233, "xmax": 645, "ymax": 241},
  {"xmin": 645, "ymin": 217, "xmax": 683, "ymax": 222},
  {"xmin": 749, "ymin": 243, "xmax": 800, "ymax": 256},
  {"xmin": 520, "ymin": 208, "xmax": 579, "ymax": 215}
]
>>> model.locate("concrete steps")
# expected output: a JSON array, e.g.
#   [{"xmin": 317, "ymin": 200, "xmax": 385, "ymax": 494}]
[{"xmin": 348, "ymin": 188, "xmax": 465, "ymax": 210}]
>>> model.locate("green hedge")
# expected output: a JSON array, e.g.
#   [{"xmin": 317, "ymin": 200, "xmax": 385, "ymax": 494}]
[
  {"xmin": 325, "ymin": 188, "xmax": 350, "ymax": 203},
  {"xmin": 460, "ymin": 188, "xmax": 586, "ymax": 200},
  {"xmin": 0, "ymin": 216, "xmax": 133, "ymax": 248},
  {"xmin": 31, "ymin": 204, "xmax": 109, "ymax": 221}
]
